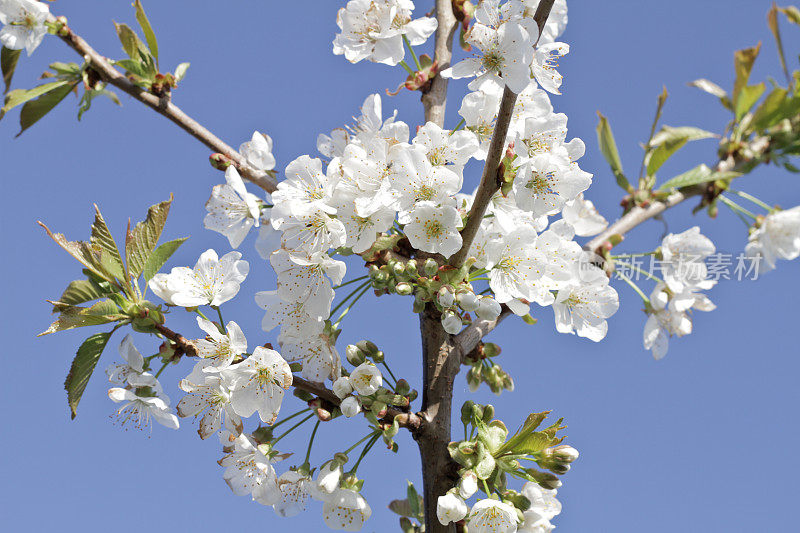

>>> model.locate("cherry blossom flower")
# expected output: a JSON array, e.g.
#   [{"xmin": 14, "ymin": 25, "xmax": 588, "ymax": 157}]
[
  {"xmin": 522, "ymin": 0, "xmax": 567, "ymax": 44},
  {"xmin": 239, "ymin": 131, "xmax": 276, "ymax": 173},
  {"xmin": 334, "ymin": 200, "xmax": 395, "ymax": 253},
  {"xmin": 271, "ymin": 249, "xmax": 346, "ymax": 319},
  {"xmin": 643, "ymin": 282, "xmax": 715, "ymax": 360},
  {"xmin": 177, "ymin": 372, "xmax": 242, "ymax": 439},
  {"xmin": 204, "ymin": 167, "xmax": 262, "ymax": 248},
  {"xmin": 561, "ymin": 193, "xmax": 607, "ymax": 236},
  {"xmin": 310, "ymin": 461, "xmax": 343, "ymax": 500},
  {"xmin": 341, "ymin": 396, "xmax": 362, "ymax": 418},
  {"xmin": 442, "ymin": 20, "xmax": 534, "ymax": 94},
  {"xmin": 0, "ymin": 0, "xmax": 49, "ymax": 55},
  {"xmin": 349, "ymin": 362, "xmax": 383, "ymax": 395},
  {"xmin": 513, "ymin": 154, "xmax": 591, "ymax": 217},
  {"xmin": 277, "ymin": 206, "xmax": 347, "ymax": 254},
  {"xmin": 108, "ymin": 383, "xmax": 179, "ymax": 431},
  {"xmin": 224, "ymin": 347, "xmax": 292, "ymax": 424},
  {"xmin": 220, "ymin": 433, "xmax": 281, "ymax": 505},
  {"xmin": 404, "ymin": 201, "xmax": 463, "ymax": 257},
  {"xmin": 390, "ymin": 144, "xmax": 463, "ymax": 217},
  {"xmin": 148, "ymin": 249, "xmax": 249, "ymax": 307},
  {"xmin": 441, "ymin": 310, "xmax": 464, "ymax": 334},
  {"xmin": 521, "ymin": 482, "xmax": 562, "ymax": 521},
  {"xmin": 193, "ymin": 317, "xmax": 247, "ymax": 370},
  {"xmin": 467, "ymin": 498, "xmax": 519, "ymax": 533},
  {"xmin": 660, "ymin": 226, "xmax": 715, "ymax": 292},
  {"xmin": 459, "ymin": 89, "xmax": 502, "ymax": 160},
  {"xmin": 438, "ymin": 493, "xmax": 469, "ymax": 525},
  {"xmin": 333, "ymin": 0, "xmax": 437, "ymax": 66},
  {"xmin": 744, "ymin": 205, "xmax": 800, "ymax": 273},
  {"xmin": 485, "ymin": 227, "xmax": 548, "ymax": 304},
  {"xmin": 281, "ymin": 334, "xmax": 341, "ymax": 383},
  {"xmin": 271, "ymin": 155, "xmax": 336, "ymax": 223},
  {"xmin": 274, "ymin": 470, "xmax": 311, "ymax": 518},
  {"xmin": 413, "ymin": 121, "xmax": 479, "ymax": 175},
  {"xmin": 552, "ymin": 266, "xmax": 619, "ymax": 342},
  {"xmin": 476, "ymin": 296, "xmax": 502, "ymax": 321},
  {"xmin": 106, "ymin": 334, "xmax": 156, "ymax": 387},
  {"xmin": 531, "ymin": 42, "xmax": 569, "ymax": 94},
  {"xmin": 333, "ymin": 376, "xmax": 354, "ymax": 399},
  {"xmin": 323, "ymin": 488, "xmax": 372, "ymax": 531},
  {"xmin": 255, "ymin": 290, "xmax": 325, "ymax": 341}
]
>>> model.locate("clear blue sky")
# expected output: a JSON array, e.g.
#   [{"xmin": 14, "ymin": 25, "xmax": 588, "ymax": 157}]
[{"xmin": 2, "ymin": 1, "xmax": 798, "ymax": 531}]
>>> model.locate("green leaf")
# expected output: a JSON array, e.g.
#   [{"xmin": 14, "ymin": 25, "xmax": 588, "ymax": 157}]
[
  {"xmin": 688, "ymin": 78, "xmax": 733, "ymax": 110},
  {"xmin": 497, "ymin": 411, "xmax": 550, "ymax": 455},
  {"xmin": 658, "ymin": 164, "xmax": 742, "ymax": 191},
  {"xmin": 65, "ymin": 332, "xmax": 113, "ymax": 419},
  {"xmin": 39, "ymin": 299, "xmax": 125, "ymax": 336},
  {"xmin": 732, "ymin": 43, "xmax": 761, "ymax": 107},
  {"xmin": 142, "ymin": 237, "xmax": 187, "ymax": 282},
  {"xmin": 51, "ymin": 279, "xmax": 116, "ymax": 312},
  {"xmin": 780, "ymin": 6, "xmax": 800, "ymax": 25},
  {"xmin": 596, "ymin": 112, "xmax": 631, "ymax": 192},
  {"xmin": 39, "ymin": 221, "xmax": 109, "ymax": 282},
  {"xmin": 768, "ymin": 5, "xmax": 789, "ymax": 83},
  {"xmin": 388, "ymin": 499, "xmax": 414, "ymax": 518},
  {"xmin": 173, "ymin": 62, "xmax": 190, "ymax": 83},
  {"xmin": 48, "ymin": 61, "xmax": 82, "ymax": 77},
  {"xmin": 649, "ymin": 126, "xmax": 717, "ymax": 147},
  {"xmin": 114, "ymin": 58, "xmax": 149, "ymax": 79},
  {"xmin": 752, "ymin": 87, "xmax": 790, "ymax": 130},
  {"xmin": 125, "ymin": 195, "xmax": 173, "ymax": 278},
  {"xmin": 1, "ymin": 46, "xmax": 21, "ymax": 94},
  {"xmin": 78, "ymin": 89, "xmax": 121, "ymax": 120},
  {"xmin": 91, "ymin": 205, "xmax": 126, "ymax": 281},
  {"xmin": 646, "ymin": 137, "xmax": 688, "ymax": 176},
  {"xmin": 114, "ymin": 22, "xmax": 149, "ymax": 63},
  {"xmin": 406, "ymin": 482, "xmax": 422, "ymax": 519},
  {"xmin": 134, "ymin": 0, "xmax": 159, "ymax": 68},
  {"xmin": 735, "ymin": 83, "xmax": 766, "ymax": 121},
  {"xmin": 646, "ymin": 125, "xmax": 719, "ymax": 178},
  {"xmin": 17, "ymin": 81, "xmax": 78, "ymax": 136},
  {"xmin": 1, "ymin": 80, "xmax": 70, "ymax": 117}
]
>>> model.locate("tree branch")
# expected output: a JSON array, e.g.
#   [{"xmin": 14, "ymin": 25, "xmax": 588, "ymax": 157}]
[
  {"xmin": 49, "ymin": 16, "xmax": 277, "ymax": 193},
  {"xmin": 421, "ymin": 0, "xmax": 458, "ymax": 127},
  {"xmin": 449, "ymin": 0, "xmax": 557, "ymax": 267},
  {"xmin": 453, "ymin": 306, "xmax": 513, "ymax": 362}
]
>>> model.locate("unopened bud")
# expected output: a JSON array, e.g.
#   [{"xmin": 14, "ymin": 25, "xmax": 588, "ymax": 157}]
[
  {"xmin": 372, "ymin": 350, "xmax": 384, "ymax": 364},
  {"xmin": 356, "ymin": 340, "xmax": 379, "ymax": 357},
  {"xmin": 461, "ymin": 400, "xmax": 475, "ymax": 426},
  {"xmin": 316, "ymin": 407, "xmax": 332, "ymax": 421},
  {"xmin": 346, "ymin": 344, "xmax": 366, "ymax": 366},
  {"xmin": 550, "ymin": 444, "xmax": 579, "ymax": 464},
  {"xmin": 332, "ymin": 376, "xmax": 353, "ymax": 399},
  {"xmin": 437, "ymin": 286, "xmax": 455, "ymax": 307},
  {"xmin": 476, "ymin": 296, "xmax": 502, "ymax": 320},
  {"xmin": 548, "ymin": 463, "xmax": 570, "ymax": 475},
  {"xmin": 395, "ymin": 282, "xmax": 413, "ymax": 295},
  {"xmin": 482, "ymin": 342, "xmax": 501, "ymax": 358},
  {"xmin": 423, "ymin": 258, "xmax": 439, "ymax": 276},
  {"xmin": 392, "ymin": 261, "xmax": 406, "ymax": 277},
  {"xmin": 441, "ymin": 310, "xmax": 463, "ymax": 334},
  {"xmin": 209, "ymin": 153, "xmax": 232, "ymax": 171},
  {"xmin": 456, "ymin": 290, "xmax": 479, "ymax": 312},
  {"xmin": 395, "ymin": 379, "xmax": 410, "ymax": 396},
  {"xmin": 458, "ymin": 470, "xmax": 478, "ymax": 499},
  {"xmin": 482, "ymin": 404, "xmax": 494, "ymax": 423},
  {"xmin": 340, "ymin": 396, "xmax": 361, "ymax": 418},
  {"xmin": 405, "ymin": 259, "xmax": 418, "ymax": 277},
  {"xmin": 525, "ymin": 469, "xmax": 562, "ymax": 490}
]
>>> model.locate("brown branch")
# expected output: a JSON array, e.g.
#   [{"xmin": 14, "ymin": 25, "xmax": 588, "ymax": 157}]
[
  {"xmin": 421, "ymin": 0, "xmax": 458, "ymax": 127},
  {"xmin": 153, "ymin": 323, "xmax": 197, "ymax": 357},
  {"xmin": 449, "ymin": 0, "xmax": 557, "ymax": 268},
  {"xmin": 49, "ymin": 16, "xmax": 277, "ymax": 193},
  {"xmin": 453, "ymin": 307, "xmax": 513, "ymax": 363}
]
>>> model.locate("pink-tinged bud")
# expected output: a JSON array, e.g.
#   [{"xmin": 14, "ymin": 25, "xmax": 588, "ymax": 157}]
[
  {"xmin": 550, "ymin": 444, "xmax": 579, "ymax": 464},
  {"xmin": 340, "ymin": 396, "xmax": 361, "ymax": 418},
  {"xmin": 209, "ymin": 153, "xmax": 232, "ymax": 171},
  {"xmin": 316, "ymin": 407, "xmax": 332, "ymax": 421}
]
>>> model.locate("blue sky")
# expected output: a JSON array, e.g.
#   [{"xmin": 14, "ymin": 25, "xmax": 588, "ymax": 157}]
[{"xmin": 2, "ymin": 1, "xmax": 798, "ymax": 531}]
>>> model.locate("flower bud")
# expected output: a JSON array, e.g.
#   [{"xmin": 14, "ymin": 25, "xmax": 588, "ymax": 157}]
[
  {"xmin": 424, "ymin": 258, "xmax": 439, "ymax": 276},
  {"xmin": 441, "ymin": 310, "xmax": 463, "ymax": 334},
  {"xmin": 456, "ymin": 290, "xmax": 479, "ymax": 312},
  {"xmin": 370, "ymin": 401, "xmax": 387, "ymax": 417},
  {"xmin": 395, "ymin": 282, "xmax": 414, "ymax": 295},
  {"xmin": 332, "ymin": 376, "xmax": 353, "ymax": 399},
  {"xmin": 525, "ymin": 468, "xmax": 562, "ymax": 490},
  {"xmin": 356, "ymin": 340, "xmax": 380, "ymax": 358},
  {"xmin": 405, "ymin": 259, "xmax": 418, "ymax": 277},
  {"xmin": 437, "ymin": 286, "xmax": 455, "ymax": 307},
  {"xmin": 476, "ymin": 296, "xmax": 502, "ymax": 320},
  {"xmin": 395, "ymin": 379, "xmax": 410, "ymax": 396},
  {"xmin": 341, "ymin": 396, "xmax": 361, "ymax": 418},
  {"xmin": 316, "ymin": 407, "xmax": 332, "ymax": 421},
  {"xmin": 392, "ymin": 261, "xmax": 406, "ymax": 278},
  {"xmin": 372, "ymin": 350, "xmax": 385, "ymax": 364},
  {"xmin": 437, "ymin": 493, "xmax": 468, "ymax": 525},
  {"xmin": 460, "ymin": 401, "xmax": 475, "ymax": 425},
  {"xmin": 548, "ymin": 463, "xmax": 570, "ymax": 475},
  {"xmin": 346, "ymin": 344, "xmax": 366, "ymax": 366},
  {"xmin": 458, "ymin": 470, "xmax": 478, "ymax": 499},
  {"xmin": 467, "ymin": 367, "xmax": 481, "ymax": 392},
  {"xmin": 551, "ymin": 444, "xmax": 579, "ymax": 464}
]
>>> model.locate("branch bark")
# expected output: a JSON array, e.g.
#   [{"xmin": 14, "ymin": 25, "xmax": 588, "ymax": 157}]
[
  {"xmin": 421, "ymin": 0, "xmax": 458, "ymax": 127},
  {"xmin": 50, "ymin": 17, "xmax": 277, "ymax": 193}
]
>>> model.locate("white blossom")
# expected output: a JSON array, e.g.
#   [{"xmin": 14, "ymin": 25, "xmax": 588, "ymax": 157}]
[
  {"xmin": 390, "ymin": 144, "xmax": 462, "ymax": 218},
  {"xmin": 521, "ymin": 482, "xmax": 561, "ymax": 521},
  {"xmin": 552, "ymin": 265, "xmax": 619, "ymax": 342},
  {"xmin": 274, "ymin": 470, "xmax": 311, "ymax": 518},
  {"xmin": 323, "ymin": 488, "xmax": 372, "ymax": 531},
  {"xmin": 333, "ymin": 376, "xmax": 354, "ymax": 399},
  {"xmin": 335, "ymin": 200, "xmax": 395, "ymax": 253},
  {"xmin": 476, "ymin": 296, "xmax": 502, "ymax": 321},
  {"xmin": 660, "ymin": 226, "xmax": 716, "ymax": 292},
  {"xmin": 108, "ymin": 384, "xmax": 179, "ymax": 431},
  {"xmin": 220, "ymin": 433, "xmax": 281, "ymax": 505},
  {"xmin": 333, "ymin": 0, "xmax": 437, "ymax": 66},
  {"xmin": 281, "ymin": 334, "xmax": 341, "ymax": 383},
  {"xmin": 643, "ymin": 282, "xmax": 715, "ymax": 360},
  {"xmin": 404, "ymin": 201, "xmax": 463, "ymax": 258},
  {"xmin": 148, "ymin": 249, "xmax": 249, "ymax": 307},
  {"xmin": 271, "ymin": 155, "xmax": 336, "ymax": 224},
  {"xmin": 467, "ymin": 498, "xmax": 519, "ymax": 533},
  {"xmin": 513, "ymin": 154, "xmax": 591, "ymax": 217},
  {"xmin": 485, "ymin": 227, "xmax": 548, "ymax": 304},
  {"xmin": 458, "ymin": 471, "xmax": 478, "ymax": 499},
  {"xmin": 438, "ymin": 493, "xmax": 469, "ymax": 525},
  {"xmin": 106, "ymin": 334, "xmax": 156, "ymax": 387},
  {"xmin": 204, "ymin": 167, "xmax": 262, "ymax": 248},
  {"xmin": 223, "ymin": 347, "xmax": 292, "ymax": 424},
  {"xmin": 277, "ymin": 206, "xmax": 347, "ymax": 254},
  {"xmin": 459, "ymin": 89, "xmax": 502, "ymax": 160},
  {"xmin": 531, "ymin": 42, "xmax": 569, "ymax": 94},
  {"xmin": 341, "ymin": 396, "xmax": 362, "ymax": 418},
  {"xmin": 744, "ymin": 206, "xmax": 800, "ymax": 273},
  {"xmin": 413, "ymin": 121, "xmax": 479, "ymax": 175},
  {"xmin": 256, "ymin": 290, "xmax": 324, "ymax": 341},
  {"xmin": 310, "ymin": 461, "xmax": 343, "ymax": 500},
  {"xmin": 177, "ymin": 373, "xmax": 242, "ymax": 439},
  {"xmin": 193, "ymin": 317, "xmax": 247, "ymax": 370},
  {"xmin": 271, "ymin": 249, "xmax": 346, "ymax": 319},
  {"xmin": 0, "ymin": 0, "xmax": 49, "ymax": 55},
  {"xmin": 239, "ymin": 131, "xmax": 276, "ymax": 173},
  {"xmin": 441, "ymin": 310, "xmax": 464, "ymax": 334},
  {"xmin": 349, "ymin": 362, "xmax": 382, "ymax": 395},
  {"xmin": 561, "ymin": 193, "xmax": 608, "ymax": 236}
]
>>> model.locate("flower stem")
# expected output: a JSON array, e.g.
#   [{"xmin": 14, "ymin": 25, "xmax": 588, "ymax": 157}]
[
  {"xmin": 194, "ymin": 308, "xmax": 211, "ymax": 322},
  {"xmin": 614, "ymin": 260, "xmax": 663, "ymax": 283},
  {"xmin": 334, "ymin": 283, "xmax": 372, "ymax": 328},
  {"xmin": 402, "ymin": 35, "xmax": 422, "ymax": 71},
  {"xmin": 154, "ymin": 360, "xmax": 169, "ymax": 379},
  {"xmin": 334, "ymin": 275, "xmax": 369, "ymax": 290},
  {"xmin": 348, "ymin": 433, "xmax": 381, "ymax": 475},
  {"xmin": 398, "ymin": 60, "xmax": 415, "ymax": 75},
  {"xmin": 212, "ymin": 305, "xmax": 225, "ymax": 333},
  {"xmin": 719, "ymin": 195, "xmax": 758, "ymax": 221},
  {"xmin": 729, "ymin": 189, "xmax": 773, "ymax": 212},
  {"xmin": 330, "ymin": 280, "xmax": 372, "ymax": 318},
  {"xmin": 304, "ymin": 420, "xmax": 322, "ymax": 464},
  {"xmin": 615, "ymin": 269, "xmax": 651, "ymax": 305},
  {"xmin": 451, "ymin": 118, "xmax": 466, "ymax": 133},
  {"xmin": 343, "ymin": 431, "xmax": 380, "ymax": 455},
  {"xmin": 380, "ymin": 361, "xmax": 399, "ymax": 387},
  {"xmin": 481, "ymin": 478, "xmax": 492, "ymax": 497},
  {"xmin": 270, "ymin": 408, "xmax": 312, "ymax": 431},
  {"xmin": 273, "ymin": 412, "xmax": 316, "ymax": 445}
]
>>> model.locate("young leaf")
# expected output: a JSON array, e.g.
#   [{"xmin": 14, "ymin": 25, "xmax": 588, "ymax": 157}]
[
  {"xmin": 768, "ymin": 4, "xmax": 790, "ymax": 84},
  {"xmin": 125, "ymin": 195, "xmax": 174, "ymax": 278},
  {"xmin": 17, "ymin": 82, "xmax": 78, "ymax": 136},
  {"xmin": 142, "ymin": 237, "xmax": 188, "ymax": 282},
  {"xmin": 91, "ymin": 205, "xmax": 126, "ymax": 281},
  {"xmin": 1, "ymin": 46, "xmax": 21, "ymax": 94},
  {"xmin": 173, "ymin": 62, "xmax": 190, "ymax": 83},
  {"xmin": 645, "ymin": 126, "xmax": 717, "ymax": 177},
  {"xmin": 134, "ymin": 0, "xmax": 159, "ymax": 68},
  {"xmin": 114, "ymin": 22, "xmax": 149, "ymax": 63},
  {"xmin": 39, "ymin": 221, "xmax": 109, "ymax": 282},
  {"xmin": 646, "ymin": 137, "xmax": 688, "ymax": 176},
  {"xmin": 596, "ymin": 112, "xmax": 631, "ymax": 192},
  {"xmin": 64, "ymin": 332, "xmax": 113, "ymax": 419},
  {"xmin": 39, "ymin": 299, "xmax": 125, "ymax": 336},
  {"xmin": 735, "ymin": 83, "xmax": 766, "ymax": 121},
  {"xmin": 752, "ymin": 87, "xmax": 794, "ymax": 130},
  {"xmin": 1, "ymin": 80, "xmax": 70, "ymax": 117},
  {"xmin": 51, "ymin": 279, "xmax": 116, "ymax": 312},
  {"xmin": 649, "ymin": 126, "xmax": 717, "ymax": 147},
  {"xmin": 779, "ymin": 6, "xmax": 800, "ymax": 25},
  {"xmin": 658, "ymin": 164, "xmax": 741, "ymax": 191},
  {"xmin": 732, "ymin": 43, "xmax": 761, "ymax": 107}
]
